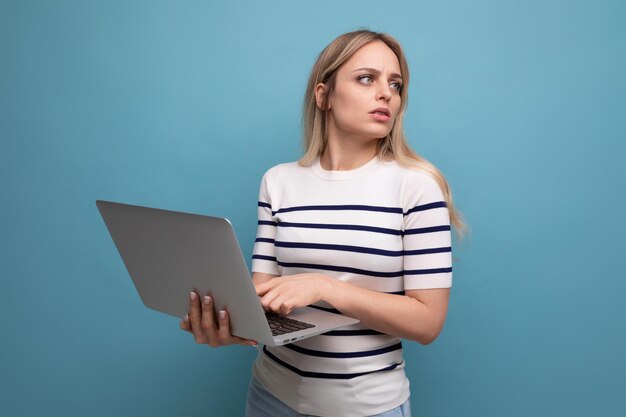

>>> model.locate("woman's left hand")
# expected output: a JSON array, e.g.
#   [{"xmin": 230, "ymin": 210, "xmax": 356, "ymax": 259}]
[{"xmin": 255, "ymin": 273, "xmax": 331, "ymax": 315}]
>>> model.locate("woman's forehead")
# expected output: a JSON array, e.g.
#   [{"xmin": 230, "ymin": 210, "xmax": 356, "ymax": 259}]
[{"xmin": 343, "ymin": 41, "xmax": 401, "ymax": 75}]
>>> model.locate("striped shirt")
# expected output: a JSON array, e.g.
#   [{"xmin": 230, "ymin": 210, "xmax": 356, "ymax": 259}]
[{"xmin": 251, "ymin": 155, "xmax": 452, "ymax": 417}]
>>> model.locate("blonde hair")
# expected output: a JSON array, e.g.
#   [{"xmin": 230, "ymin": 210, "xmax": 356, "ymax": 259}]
[{"xmin": 300, "ymin": 29, "xmax": 468, "ymax": 240}]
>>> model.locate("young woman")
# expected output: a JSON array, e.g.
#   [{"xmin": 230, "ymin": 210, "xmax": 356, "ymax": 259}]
[{"xmin": 181, "ymin": 30, "xmax": 466, "ymax": 417}]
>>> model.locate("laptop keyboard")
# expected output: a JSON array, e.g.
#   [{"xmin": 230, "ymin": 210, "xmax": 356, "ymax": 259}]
[{"xmin": 265, "ymin": 312, "xmax": 316, "ymax": 336}]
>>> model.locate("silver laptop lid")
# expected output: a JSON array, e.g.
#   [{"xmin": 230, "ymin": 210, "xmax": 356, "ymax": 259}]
[{"xmin": 96, "ymin": 200, "xmax": 273, "ymax": 343}]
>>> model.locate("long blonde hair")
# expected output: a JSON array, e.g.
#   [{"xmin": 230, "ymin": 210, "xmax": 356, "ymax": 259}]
[{"xmin": 299, "ymin": 30, "xmax": 468, "ymax": 239}]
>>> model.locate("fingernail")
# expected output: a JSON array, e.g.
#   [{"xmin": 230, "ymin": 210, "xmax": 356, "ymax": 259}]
[
  {"xmin": 184, "ymin": 314, "xmax": 189, "ymax": 321},
  {"xmin": 219, "ymin": 310, "xmax": 226, "ymax": 319},
  {"xmin": 189, "ymin": 292, "xmax": 197, "ymax": 301},
  {"xmin": 203, "ymin": 296, "xmax": 211, "ymax": 305}
]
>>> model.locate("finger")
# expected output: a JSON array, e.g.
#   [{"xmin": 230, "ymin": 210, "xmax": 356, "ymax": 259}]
[
  {"xmin": 262, "ymin": 285, "xmax": 290, "ymax": 313},
  {"xmin": 269, "ymin": 296, "xmax": 293, "ymax": 316},
  {"xmin": 280, "ymin": 304, "xmax": 293, "ymax": 316},
  {"xmin": 230, "ymin": 335, "xmax": 257, "ymax": 346},
  {"xmin": 180, "ymin": 314, "xmax": 192, "ymax": 333},
  {"xmin": 216, "ymin": 310, "xmax": 257, "ymax": 345},
  {"xmin": 260, "ymin": 288, "xmax": 281, "ymax": 311},
  {"xmin": 201, "ymin": 295, "xmax": 220, "ymax": 346},
  {"xmin": 236, "ymin": 338, "xmax": 258, "ymax": 347},
  {"xmin": 217, "ymin": 309, "xmax": 232, "ymax": 341},
  {"xmin": 255, "ymin": 280, "xmax": 273, "ymax": 296},
  {"xmin": 241, "ymin": 339, "xmax": 259, "ymax": 346},
  {"xmin": 188, "ymin": 291, "xmax": 205, "ymax": 343}
]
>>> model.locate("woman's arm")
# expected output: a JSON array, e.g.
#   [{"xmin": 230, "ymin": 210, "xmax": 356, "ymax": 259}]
[
  {"xmin": 252, "ymin": 271, "xmax": 278, "ymax": 286},
  {"xmin": 255, "ymin": 273, "xmax": 450, "ymax": 345},
  {"xmin": 323, "ymin": 277, "xmax": 450, "ymax": 345}
]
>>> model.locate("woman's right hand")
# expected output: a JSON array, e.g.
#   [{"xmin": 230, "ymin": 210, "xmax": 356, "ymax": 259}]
[{"xmin": 179, "ymin": 291, "xmax": 258, "ymax": 347}]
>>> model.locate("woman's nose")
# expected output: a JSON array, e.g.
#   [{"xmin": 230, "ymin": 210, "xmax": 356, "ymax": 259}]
[{"xmin": 377, "ymin": 83, "xmax": 392, "ymax": 101}]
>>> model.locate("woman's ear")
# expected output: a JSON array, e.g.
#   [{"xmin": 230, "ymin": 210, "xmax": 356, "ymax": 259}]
[{"xmin": 314, "ymin": 83, "xmax": 329, "ymax": 110}]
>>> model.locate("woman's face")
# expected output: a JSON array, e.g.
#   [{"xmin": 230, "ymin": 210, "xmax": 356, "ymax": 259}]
[{"xmin": 320, "ymin": 41, "xmax": 403, "ymax": 145}]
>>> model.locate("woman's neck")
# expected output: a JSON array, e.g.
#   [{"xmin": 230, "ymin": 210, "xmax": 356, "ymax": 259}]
[{"xmin": 320, "ymin": 138, "xmax": 379, "ymax": 171}]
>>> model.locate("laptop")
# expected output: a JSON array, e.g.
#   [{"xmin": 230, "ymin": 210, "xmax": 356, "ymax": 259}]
[{"xmin": 96, "ymin": 200, "xmax": 359, "ymax": 346}]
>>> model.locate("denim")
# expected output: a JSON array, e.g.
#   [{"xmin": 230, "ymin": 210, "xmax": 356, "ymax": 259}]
[{"xmin": 245, "ymin": 376, "xmax": 411, "ymax": 417}]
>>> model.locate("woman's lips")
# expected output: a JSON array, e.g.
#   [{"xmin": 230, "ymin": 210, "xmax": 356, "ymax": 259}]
[{"xmin": 370, "ymin": 111, "xmax": 391, "ymax": 122}]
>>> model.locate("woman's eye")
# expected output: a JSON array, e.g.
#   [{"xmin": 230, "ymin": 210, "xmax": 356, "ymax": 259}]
[{"xmin": 357, "ymin": 75, "xmax": 402, "ymax": 91}]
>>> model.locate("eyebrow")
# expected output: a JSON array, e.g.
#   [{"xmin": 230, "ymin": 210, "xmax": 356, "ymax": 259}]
[{"xmin": 352, "ymin": 67, "xmax": 403, "ymax": 80}]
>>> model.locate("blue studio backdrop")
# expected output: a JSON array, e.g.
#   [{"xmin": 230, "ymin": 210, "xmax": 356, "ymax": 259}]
[{"xmin": 1, "ymin": 1, "xmax": 625, "ymax": 416}]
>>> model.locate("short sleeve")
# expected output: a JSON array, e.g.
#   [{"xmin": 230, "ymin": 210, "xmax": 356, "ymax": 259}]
[
  {"xmin": 402, "ymin": 173, "xmax": 453, "ymax": 290},
  {"xmin": 251, "ymin": 171, "xmax": 280, "ymax": 275}
]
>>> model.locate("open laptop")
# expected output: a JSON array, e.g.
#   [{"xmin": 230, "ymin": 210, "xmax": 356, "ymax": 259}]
[{"xmin": 96, "ymin": 200, "xmax": 359, "ymax": 346}]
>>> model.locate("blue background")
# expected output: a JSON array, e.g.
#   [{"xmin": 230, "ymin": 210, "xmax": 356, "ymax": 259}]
[{"xmin": 2, "ymin": 1, "xmax": 625, "ymax": 416}]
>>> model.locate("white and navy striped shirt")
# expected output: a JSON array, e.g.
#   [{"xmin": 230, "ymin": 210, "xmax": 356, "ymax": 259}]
[{"xmin": 251, "ymin": 155, "xmax": 452, "ymax": 417}]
